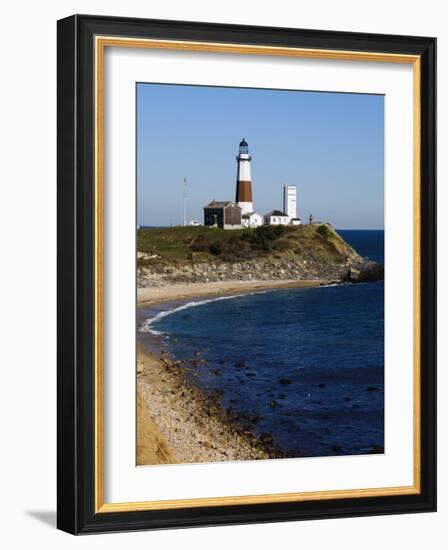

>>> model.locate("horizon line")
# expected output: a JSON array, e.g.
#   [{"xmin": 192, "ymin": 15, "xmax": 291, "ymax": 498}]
[{"xmin": 137, "ymin": 224, "xmax": 385, "ymax": 231}]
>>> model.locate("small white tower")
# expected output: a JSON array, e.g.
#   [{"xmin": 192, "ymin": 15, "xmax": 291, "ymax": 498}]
[
  {"xmin": 283, "ymin": 184, "xmax": 297, "ymax": 219},
  {"xmin": 235, "ymin": 139, "xmax": 253, "ymax": 215}
]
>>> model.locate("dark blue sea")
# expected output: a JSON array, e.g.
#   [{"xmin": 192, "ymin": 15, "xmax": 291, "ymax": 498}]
[{"xmin": 138, "ymin": 230, "xmax": 384, "ymax": 458}]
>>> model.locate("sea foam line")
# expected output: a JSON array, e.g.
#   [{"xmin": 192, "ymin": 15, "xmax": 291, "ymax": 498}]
[{"xmin": 139, "ymin": 292, "xmax": 263, "ymax": 335}]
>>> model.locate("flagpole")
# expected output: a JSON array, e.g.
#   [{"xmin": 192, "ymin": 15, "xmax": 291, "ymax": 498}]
[{"xmin": 183, "ymin": 177, "xmax": 187, "ymax": 226}]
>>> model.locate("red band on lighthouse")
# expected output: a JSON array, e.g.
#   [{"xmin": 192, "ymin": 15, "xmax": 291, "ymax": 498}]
[{"xmin": 236, "ymin": 181, "xmax": 253, "ymax": 203}]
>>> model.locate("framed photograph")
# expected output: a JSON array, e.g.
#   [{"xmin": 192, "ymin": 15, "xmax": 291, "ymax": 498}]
[{"xmin": 57, "ymin": 14, "xmax": 436, "ymax": 534}]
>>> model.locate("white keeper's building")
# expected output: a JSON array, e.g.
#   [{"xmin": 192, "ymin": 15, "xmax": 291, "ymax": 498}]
[
  {"xmin": 242, "ymin": 212, "xmax": 263, "ymax": 228},
  {"xmin": 262, "ymin": 185, "xmax": 301, "ymax": 226},
  {"xmin": 264, "ymin": 210, "xmax": 292, "ymax": 225}
]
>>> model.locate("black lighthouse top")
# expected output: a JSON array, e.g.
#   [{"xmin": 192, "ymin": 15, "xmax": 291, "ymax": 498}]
[{"xmin": 239, "ymin": 138, "xmax": 249, "ymax": 155}]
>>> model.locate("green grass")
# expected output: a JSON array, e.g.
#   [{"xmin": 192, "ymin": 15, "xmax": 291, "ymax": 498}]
[
  {"xmin": 137, "ymin": 223, "xmax": 355, "ymax": 265},
  {"xmin": 137, "ymin": 226, "xmax": 245, "ymax": 262}
]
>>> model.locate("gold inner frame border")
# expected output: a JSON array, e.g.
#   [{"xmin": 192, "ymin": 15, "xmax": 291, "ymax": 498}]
[{"xmin": 94, "ymin": 36, "xmax": 421, "ymax": 513}]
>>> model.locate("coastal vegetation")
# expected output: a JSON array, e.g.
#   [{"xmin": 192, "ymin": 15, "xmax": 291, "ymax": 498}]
[
  {"xmin": 138, "ymin": 223, "xmax": 351, "ymax": 264},
  {"xmin": 137, "ymin": 223, "xmax": 384, "ymax": 286}
]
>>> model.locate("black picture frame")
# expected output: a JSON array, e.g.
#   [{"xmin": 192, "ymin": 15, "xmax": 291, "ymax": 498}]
[{"xmin": 57, "ymin": 14, "xmax": 436, "ymax": 534}]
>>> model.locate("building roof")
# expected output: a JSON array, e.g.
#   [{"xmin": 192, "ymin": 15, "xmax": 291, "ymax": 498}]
[
  {"xmin": 265, "ymin": 209, "xmax": 289, "ymax": 217},
  {"xmin": 242, "ymin": 212, "xmax": 261, "ymax": 218},
  {"xmin": 204, "ymin": 200, "xmax": 239, "ymax": 209}
]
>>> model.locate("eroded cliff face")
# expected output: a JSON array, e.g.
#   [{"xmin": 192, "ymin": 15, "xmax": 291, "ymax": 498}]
[{"xmin": 137, "ymin": 224, "xmax": 383, "ymax": 289}]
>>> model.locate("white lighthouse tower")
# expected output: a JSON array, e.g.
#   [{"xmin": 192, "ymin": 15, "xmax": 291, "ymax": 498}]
[
  {"xmin": 235, "ymin": 139, "xmax": 254, "ymax": 215},
  {"xmin": 283, "ymin": 184, "xmax": 297, "ymax": 218},
  {"xmin": 283, "ymin": 184, "xmax": 301, "ymax": 225}
]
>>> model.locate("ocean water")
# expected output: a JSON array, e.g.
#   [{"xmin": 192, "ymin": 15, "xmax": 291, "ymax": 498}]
[{"xmin": 138, "ymin": 230, "xmax": 384, "ymax": 458}]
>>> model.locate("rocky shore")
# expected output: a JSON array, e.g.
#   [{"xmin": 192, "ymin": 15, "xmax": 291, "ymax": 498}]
[
  {"xmin": 137, "ymin": 255, "xmax": 383, "ymax": 289},
  {"xmin": 137, "ymin": 345, "xmax": 283, "ymax": 465}
]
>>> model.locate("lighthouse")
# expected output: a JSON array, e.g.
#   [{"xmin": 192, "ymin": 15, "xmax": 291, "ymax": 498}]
[{"xmin": 235, "ymin": 138, "xmax": 254, "ymax": 215}]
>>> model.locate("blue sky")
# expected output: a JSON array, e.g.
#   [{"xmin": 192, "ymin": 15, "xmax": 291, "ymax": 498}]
[{"xmin": 137, "ymin": 83, "xmax": 384, "ymax": 229}]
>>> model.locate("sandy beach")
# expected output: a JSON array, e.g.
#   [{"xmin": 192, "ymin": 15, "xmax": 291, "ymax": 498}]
[
  {"xmin": 137, "ymin": 278, "xmax": 329, "ymax": 308},
  {"xmin": 137, "ymin": 279, "xmax": 329, "ymax": 465}
]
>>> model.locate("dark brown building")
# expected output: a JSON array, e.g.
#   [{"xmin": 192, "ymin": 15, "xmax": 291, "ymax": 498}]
[{"xmin": 203, "ymin": 201, "xmax": 242, "ymax": 229}]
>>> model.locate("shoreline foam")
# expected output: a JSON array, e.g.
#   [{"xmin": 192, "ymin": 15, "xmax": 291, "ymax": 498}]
[
  {"xmin": 139, "ymin": 292, "xmax": 268, "ymax": 335},
  {"xmin": 137, "ymin": 278, "xmax": 329, "ymax": 309}
]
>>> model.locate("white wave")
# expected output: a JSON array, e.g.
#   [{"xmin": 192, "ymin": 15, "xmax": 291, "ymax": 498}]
[{"xmin": 139, "ymin": 293, "xmax": 260, "ymax": 335}]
